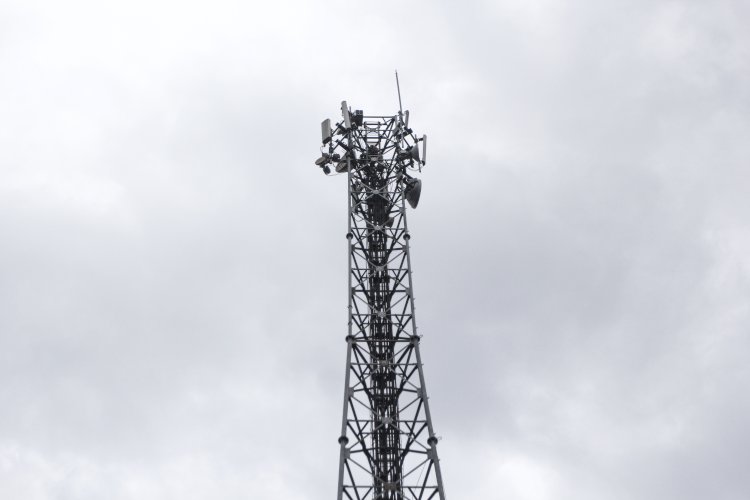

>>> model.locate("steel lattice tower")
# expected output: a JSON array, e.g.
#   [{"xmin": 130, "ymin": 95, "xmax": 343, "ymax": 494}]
[{"xmin": 316, "ymin": 95, "xmax": 446, "ymax": 500}]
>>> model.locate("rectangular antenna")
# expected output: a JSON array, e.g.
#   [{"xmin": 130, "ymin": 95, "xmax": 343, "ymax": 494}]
[
  {"xmin": 341, "ymin": 101, "xmax": 351, "ymax": 129},
  {"xmin": 322, "ymin": 118, "xmax": 332, "ymax": 144},
  {"xmin": 422, "ymin": 134, "xmax": 427, "ymax": 165}
]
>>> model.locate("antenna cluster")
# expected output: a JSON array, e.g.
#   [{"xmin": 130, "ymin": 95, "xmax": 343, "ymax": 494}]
[{"xmin": 315, "ymin": 100, "xmax": 427, "ymax": 209}]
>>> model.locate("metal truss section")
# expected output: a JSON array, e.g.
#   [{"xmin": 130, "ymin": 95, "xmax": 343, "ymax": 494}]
[{"xmin": 317, "ymin": 103, "xmax": 445, "ymax": 500}]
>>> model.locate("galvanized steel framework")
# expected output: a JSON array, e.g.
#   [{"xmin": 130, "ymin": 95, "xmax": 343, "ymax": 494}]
[{"xmin": 317, "ymin": 103, "xmax": 446, "ymax": 500}]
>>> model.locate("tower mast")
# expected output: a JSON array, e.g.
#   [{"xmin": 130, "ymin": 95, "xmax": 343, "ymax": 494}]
[{"xmin": 316, "ymin": 93, "xmax": 445, "ymax": 500}]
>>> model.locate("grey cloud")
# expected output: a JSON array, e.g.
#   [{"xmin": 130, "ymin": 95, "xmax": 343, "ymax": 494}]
[{"xmin": 1, "ymin": 1, "xmax": 749, "ymax": 499}]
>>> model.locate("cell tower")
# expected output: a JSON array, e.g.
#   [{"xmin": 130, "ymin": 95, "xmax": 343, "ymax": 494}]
[{"xmin": 315, "ymin": 76, "xmax": 446, "ymax": 500}]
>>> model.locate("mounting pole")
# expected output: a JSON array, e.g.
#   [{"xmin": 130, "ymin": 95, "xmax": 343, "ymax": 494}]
[{"xmin": 395, "ymin": 70, "xmax": 404, "ymax": 117}]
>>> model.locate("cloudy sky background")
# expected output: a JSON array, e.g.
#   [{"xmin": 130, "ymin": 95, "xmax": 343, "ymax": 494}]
[{"xmin": 1, "ymin": 0, "xmax": 749, "ymax": 498}]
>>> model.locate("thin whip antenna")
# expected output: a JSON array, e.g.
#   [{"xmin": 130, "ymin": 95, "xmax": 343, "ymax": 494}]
[{"xmin": 395, "ymin": 70, "xmax": 404, "ymax": 117}]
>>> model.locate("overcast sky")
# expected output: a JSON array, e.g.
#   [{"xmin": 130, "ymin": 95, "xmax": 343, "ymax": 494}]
[{"xmin": 1, "ymin": 1, "xmax": 749, "ymax": 499}]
